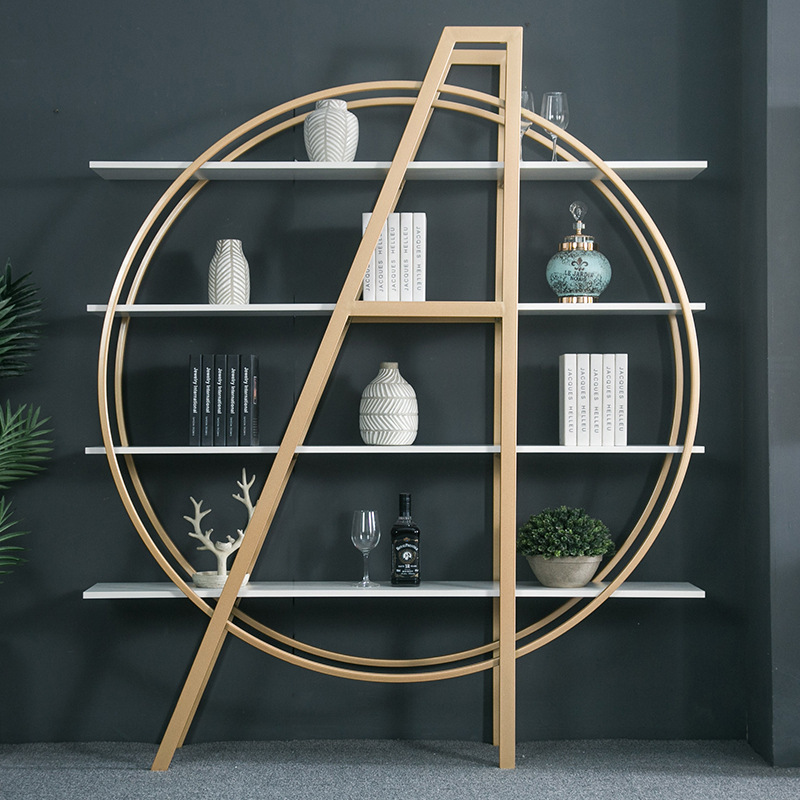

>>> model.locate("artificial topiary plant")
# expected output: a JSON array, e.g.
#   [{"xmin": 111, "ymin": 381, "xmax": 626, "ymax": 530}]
[
  {"xmin": 0, "ymin": 260, "xmax": 52, "ymax": 581},
  {"xmin": 516, "ymin": 505, "xmax": 615, "ymax": 559}
]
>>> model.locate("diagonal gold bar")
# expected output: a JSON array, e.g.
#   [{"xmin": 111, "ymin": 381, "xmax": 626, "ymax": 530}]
[{"xmin": 150, "ymin": 25, "xmax": 523, "ymax": 772}]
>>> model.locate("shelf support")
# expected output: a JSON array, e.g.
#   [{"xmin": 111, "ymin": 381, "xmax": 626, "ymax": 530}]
[{"xmin": 493, "ymin": 28, "xmax": 522, "ymax": 771}]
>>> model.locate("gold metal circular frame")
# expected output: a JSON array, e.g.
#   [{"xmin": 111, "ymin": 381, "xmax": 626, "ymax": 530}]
[{"xmin": 97, "ymin": 80, "xmax": 699, "ymax": 684}]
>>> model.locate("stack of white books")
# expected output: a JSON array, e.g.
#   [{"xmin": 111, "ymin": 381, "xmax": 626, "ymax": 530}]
[
  {"xmin": 559, "ymin": 353, "xmax": 627, "ymax": 447},
  {"xmin": 361, "ymin": 212, "xmax": 426, "ymax": 301}
]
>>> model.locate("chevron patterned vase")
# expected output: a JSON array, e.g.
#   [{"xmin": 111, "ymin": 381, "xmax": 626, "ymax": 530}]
[
  {"xmin": 303, "ymin": 99, "xmax": 359, "ymax": 162},
  {"xmin": 359, "ymin": 362, "xmax": 418, "ymax": 446},
  {"xmin": 208, "ymin": 239, "xmax": 250, "ymax": 304}
]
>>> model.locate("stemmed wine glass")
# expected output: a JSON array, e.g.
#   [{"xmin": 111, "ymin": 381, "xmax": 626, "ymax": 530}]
[
  {"xmin": 519, "ymin": 90, "xmax": 535, "ymax": 159},
  {"xmin": 540, "ymin": 92, "xmax": 569, "ymax": 161},
  {"xmin": 351, "ymin": 510, "xmax": 381, "ymax": 588}
]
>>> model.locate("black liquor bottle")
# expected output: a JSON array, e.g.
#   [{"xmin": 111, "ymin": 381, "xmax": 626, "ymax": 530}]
[{"xmin": 390, "ymin": 492, "xmax": 420, "ymax": 585}]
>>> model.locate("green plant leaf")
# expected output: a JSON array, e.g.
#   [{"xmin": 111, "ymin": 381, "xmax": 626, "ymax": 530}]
[
  {"xmin": 0, "ymin": 496, "xmax": 28, "ymax": 579},
  {"xmin": 0, "ymin": 402, "xmax": 52, "ymax": 489},
  {"xmin": 0, "ymin": 260, "xmax": 44, "ymax": 378},
  {"xmin": 517, "ymin": 505, "xmax": 616, "ymax": 558}
]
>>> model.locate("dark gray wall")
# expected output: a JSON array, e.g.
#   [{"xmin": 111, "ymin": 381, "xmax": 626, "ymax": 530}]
[
  {"xmin": 740, "ymin": 0, "xmax": 772, "ymax": 763},
  {"xmin": 1, "ymin": 0, "xmax": 792, "ymax": 762},
  {"xmin": 741, "ymin": 0, "xmax": 800, "ymax": 768}
]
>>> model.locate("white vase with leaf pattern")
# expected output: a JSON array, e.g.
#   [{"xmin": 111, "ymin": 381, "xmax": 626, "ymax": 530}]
[
  {"xmin": 303, "ymin": 99, "xmax": 359, "ymax": 162},
  {"xmin": 208, "ymin": 239, "xmax": 250, "ymax": 305},
  {"xmin": 359, "ymin": 362, "xmax": 418, "ymax": 446}
]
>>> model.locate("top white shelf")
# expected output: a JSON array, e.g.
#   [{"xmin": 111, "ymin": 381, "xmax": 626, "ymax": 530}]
[
  {"xmin": 87, "ymin": 301, "xmax": 706, "ymax": 317},
  {"xmin": 89, "ymin": 160, "xmax": 707, "ymax": 182}
]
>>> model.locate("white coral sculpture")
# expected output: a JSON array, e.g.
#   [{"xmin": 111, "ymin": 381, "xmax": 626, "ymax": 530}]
[{"xmin": 185, "ymin": 469, "xmax": 256, "ymax": 577}]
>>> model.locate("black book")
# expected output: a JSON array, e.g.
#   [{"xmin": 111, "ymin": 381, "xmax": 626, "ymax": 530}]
[
  {"xmin": 213, "ymin": 354, "xmax": 226, "ymax": 445},
  {"xmin": 226, "ymin": 354, "xmax": 240, "ymax": 446},
  {"xmin": 201, "ymin": 354, "xmax": 214, "ymax": 446},
  {"xmin": 240, "ymin": 354, "xmax": 259, "ymax": 446},
  {"xmin": 189, "ymin": 355, "xmax": 201, "ymax": 445}
]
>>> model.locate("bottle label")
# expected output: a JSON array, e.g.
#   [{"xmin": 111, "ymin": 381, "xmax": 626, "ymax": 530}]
[{"xmin": 392, "ymin": 536, "xmax": 419, "ymax": 582}]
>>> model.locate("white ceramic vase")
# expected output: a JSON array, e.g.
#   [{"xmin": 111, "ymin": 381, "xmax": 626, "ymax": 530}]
[
  {"xmin": 303, "ymin": 99, "xmax": 359, "ymax": 162},
  {"xmin": 208, "ymin": 239, "xmax": 250, "ymax": 304},
  {"xmin": 359, "ymin": 362, "xmax": 418, "ymax": 445}
]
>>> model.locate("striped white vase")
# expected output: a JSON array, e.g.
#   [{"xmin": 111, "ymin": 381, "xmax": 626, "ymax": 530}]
[
  {"xmin": 359, "ymin": 362, "xmax": 418, "ymax": 446},
  {"xmin": 303, "ymin": 99, "xmax": 359, "ymax": 162},
  {"xmin": 208, "ymin": 239, "xmax": 250, "ymax": 304}
]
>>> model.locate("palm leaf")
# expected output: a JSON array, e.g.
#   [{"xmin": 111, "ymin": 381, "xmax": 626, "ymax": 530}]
[
  {"xmin": 0, "ymin": 496, "xmax": 27, "ymax": 579},
  {"xmin": 0, "ymin": 402, "xmax": 52, "ymax": 489},
  {"xmin": 0, "ymin": 260, "xmax": 44, "ymax": 378}
]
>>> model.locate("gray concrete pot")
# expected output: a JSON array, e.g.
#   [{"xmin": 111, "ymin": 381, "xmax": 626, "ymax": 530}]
[
  {"xmin": 192, "ymin": 571, "xmax": 250, "ymax": 589},
  {"xmin": 526, "ymin": 555, "xmax": 602, "ymax": 588}
]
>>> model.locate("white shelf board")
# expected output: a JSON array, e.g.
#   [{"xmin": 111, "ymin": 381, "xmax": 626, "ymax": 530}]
[
  {"xmin": 515, "ymin": 581, "xmax": 705, "ymax": 599},
  {"xmin": 85, "ymin": 445, "xmax": 281, "ymax": 455},
  {"xmin": 86, "ymin": 303, "xmax": 336, "ymax": 316},
  {"xmin": 88, "ymin": 301, "xmax": 705, "ymax": 317},
  {"xmin": 518, "ymin": 302, "xmax": 706, "ymax": 315},
  {"xmin": 295, "ymin": 444, "xmax": 499, "ymax": 454},
  {"xmin": 517, "ymin": 445, "xmax": 705, "ymax": 454},
  {"xmin": 85, "ymin": 444, "xmax": 702, "ymax": 455},
  {"xmin": 521, "ymin": 161, "xmax": 707, "ymax": 181},
  {"xmin": 89, "ymin": 160, "xmax": 707, "ymax": 182},
  {"xmin": 83, "ymin": 580, "xmax": 704, "ymax": 600},
  {"xmin": 84, "ymin": 445, "xmax": 499, "ymax": 455}
]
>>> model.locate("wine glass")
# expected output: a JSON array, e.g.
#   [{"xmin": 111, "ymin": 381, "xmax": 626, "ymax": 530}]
[
  {"xmin": 540, "ymin": 92, "xmax": 569, "ymax": 161},
  {"xmin": 519, "ymin": 90, "xmax": 535, "ymax": 159},
  {"xmin": 351, "ymin": 510, "xmax": 381, "ymax": 587}
]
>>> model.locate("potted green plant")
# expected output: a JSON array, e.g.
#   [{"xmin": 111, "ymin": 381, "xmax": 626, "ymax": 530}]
[{"xmin": 517, "ymin": 505, "xmax": 615, "ymax": 588}]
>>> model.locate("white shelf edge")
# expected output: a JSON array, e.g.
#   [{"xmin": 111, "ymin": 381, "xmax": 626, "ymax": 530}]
[
  {"xmin": 83, "ymin": 445, "xmax": 498, "ymax": 455},
  {"xmin": 516, "ymin": 581, "xmax": 705, "ymax": 599},
  {"xmin": 295, "ymin": 444, "xmax": 500, "ymax": 454},
  {"xmin": 87, "ymin": 301, "xmax": 706, "ymax": 317},
  {"xmin": 517, "ymin": 445, "xmax": 705, "ymax": 454},
  {"xmin": 84, "ymin": 444, "xmax": 703, "ymax": 455},
  {"xmin": 86, "ymin": 303, "xmax": 337, "ymax": 316},
  {"xmin": 85, "ymin": 446, "xmax": 281, "ymax": 455},
  {"xmin": 83, "ymin": 580, "xmax": 704, "ymax": 600},
  {"xmin": 518, "ymin": 302, "xmax": 706, "ymax": 315},
  {"xmin": 89, "ymin": 160, "xmax": 707, "ymax": 182}
]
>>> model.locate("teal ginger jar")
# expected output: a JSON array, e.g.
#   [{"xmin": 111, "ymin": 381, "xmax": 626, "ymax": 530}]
[{"xmin": 546, "ymin": 201, "xmax": 611, "ymax": 303}]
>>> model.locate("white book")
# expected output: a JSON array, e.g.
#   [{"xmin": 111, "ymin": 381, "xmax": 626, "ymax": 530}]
[
  {"xmin": 559, "ymin": 354, "xmax": 577, "ymax": 446},
  {"xmin": 400, "ymin": 212, "xmax": 413, "ymax": 301},
  {"xmin": 386, "ymin": 212, "xmax": 400, "ymax": 301},
  {"xmin": 361, "ymin": 212, "xmax": 375, "ymax": 301},
  {"xmin": 590, "ymin": 354, "xmax": 603, "ymax": 446},
  {"xmin": 373, "ymin": 216, "xmax": 388, "ymax": 301},
  {"xmin": 576, "ymin": 353, "xmax": 590, "ymax": 446},
  {"xmin": 615, "ymin": 353, "xmax": 628, "ymax": 446},
  {"xmin": 602, "ymin": 353, "xmax": 615, "ymax": 446},
  {"xmin": 412, "ymin": 212, "xmax": 427, "ymax": 301}
]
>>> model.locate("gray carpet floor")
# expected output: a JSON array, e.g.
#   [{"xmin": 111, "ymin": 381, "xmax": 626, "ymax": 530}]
[{"xmin": 2, "ymin": 739, "xmax": 800, "ymax": 799}]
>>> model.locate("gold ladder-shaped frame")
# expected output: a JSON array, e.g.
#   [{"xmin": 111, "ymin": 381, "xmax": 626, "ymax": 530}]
[{"xmin": 96, "ymin": 25, "xmax": 700, "ymax": 772}]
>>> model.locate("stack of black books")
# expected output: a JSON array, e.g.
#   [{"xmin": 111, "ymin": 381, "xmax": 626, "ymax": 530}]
[{"xmin": 189, "ymin": 354, "xmax": 259, "ymax": 446}]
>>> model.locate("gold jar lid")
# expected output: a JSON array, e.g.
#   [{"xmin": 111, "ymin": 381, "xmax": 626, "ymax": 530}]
[{"xmin": 559, "ymin": 234, "xmax": 595, "ymax": 252}]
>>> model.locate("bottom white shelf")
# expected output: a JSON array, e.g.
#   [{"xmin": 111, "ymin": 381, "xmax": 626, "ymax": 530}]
[{"xmin": 83, "ymin": 580, "xmax": 705, "ymax": 600}]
